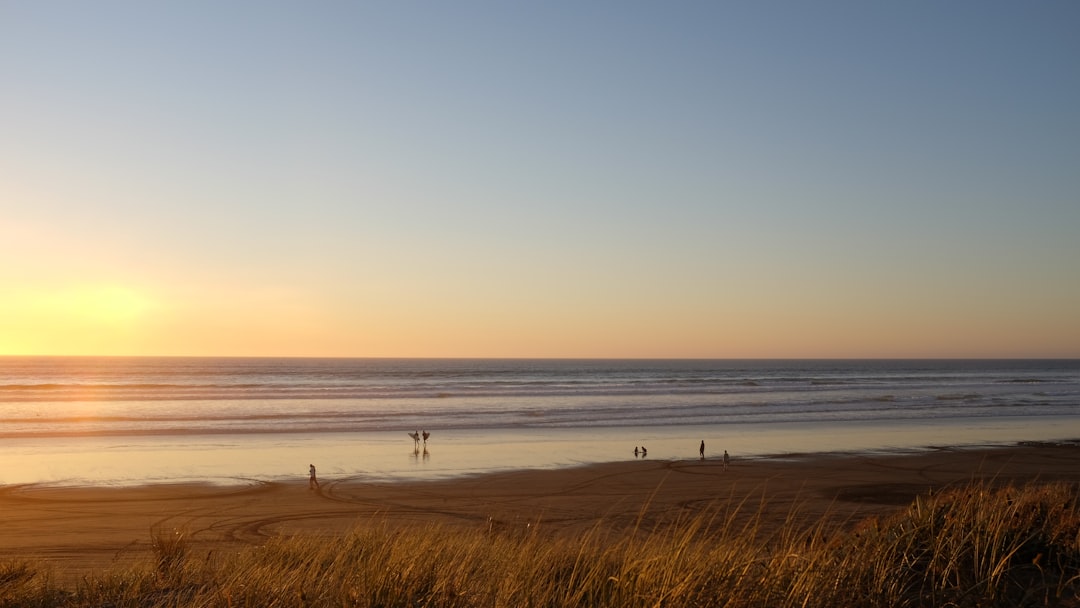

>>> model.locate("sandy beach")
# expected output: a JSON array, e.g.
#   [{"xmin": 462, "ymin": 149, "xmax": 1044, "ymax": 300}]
[{"xmin": 2, "ymin": 442, "xmax": 1078, "ymax": 585}]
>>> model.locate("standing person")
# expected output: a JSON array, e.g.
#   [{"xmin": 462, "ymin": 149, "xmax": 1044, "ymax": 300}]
[
  {"xmin": 723, "ymin": 450, "xmax": 730, "ymax": 471},
  {"xmin": 699, "ymin": 440, "xmax": 705, "ymax": 460},
  {"xmin": 309, "ymin": 464, "xmax": 319, "ymax": 490}
]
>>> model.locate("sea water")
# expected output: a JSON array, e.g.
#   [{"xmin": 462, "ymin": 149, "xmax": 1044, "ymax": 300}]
[{"xmin": 1, "ymin": 358, "xmax": 1077, "ymax": 485}]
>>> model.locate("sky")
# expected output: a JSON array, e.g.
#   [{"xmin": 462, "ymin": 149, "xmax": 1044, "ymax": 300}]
[{"xmin": 2, "ymin": 2, "xmax": 1078, "ymax": 359}]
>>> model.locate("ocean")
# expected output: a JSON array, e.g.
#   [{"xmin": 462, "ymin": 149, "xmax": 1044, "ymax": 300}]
[{"xmin": 1, "ymin": 357, "xmax": 1078, "ymax": 486}]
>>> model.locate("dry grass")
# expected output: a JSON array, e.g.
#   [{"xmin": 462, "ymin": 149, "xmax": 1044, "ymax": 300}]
[{"xmin": 2, "ymin": 481, "xmax": 1079, "ymax": 607}]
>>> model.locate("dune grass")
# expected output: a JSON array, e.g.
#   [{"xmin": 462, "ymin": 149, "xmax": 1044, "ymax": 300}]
[{"xmin": 1, "ymin": 481, "xmax": 1078, "ymax": 607}]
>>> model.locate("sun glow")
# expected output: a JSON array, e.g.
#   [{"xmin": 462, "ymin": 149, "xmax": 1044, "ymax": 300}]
[
  {"xmin": 60, "ymin": 285, "xmax": 153, "ymax": 325},
  {"xmin": 0, "ymin": 284, "xmax": 159, "ymax": 355}
]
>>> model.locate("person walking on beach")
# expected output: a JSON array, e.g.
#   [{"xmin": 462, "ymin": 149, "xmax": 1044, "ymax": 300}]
[
  {"xmin": 309, "ymin": 464, "xmax": 319, "ymax": 490},
  {"xmin": 700, "ymin": 440, "xmax": 705, "ymax": 460},
  {"xmin": 723, "ymin": 450, "xmax": 730, "ymax": 471}
]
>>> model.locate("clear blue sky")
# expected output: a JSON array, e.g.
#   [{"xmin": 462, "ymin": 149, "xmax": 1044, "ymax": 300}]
[{"xmin": 2, "ymin": 2, "xmax": 1078, "ymax": 357}]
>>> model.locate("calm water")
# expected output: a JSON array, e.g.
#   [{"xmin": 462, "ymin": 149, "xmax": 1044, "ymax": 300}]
[{"xmin": 1, "ymin": 358, "xmax": 1078, "ymax": 485}]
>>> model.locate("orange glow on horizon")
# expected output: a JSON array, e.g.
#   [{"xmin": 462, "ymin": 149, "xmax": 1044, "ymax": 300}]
[{"xmin": 1, "ymin": 278, "xmax": 1077, "ymax": 359}]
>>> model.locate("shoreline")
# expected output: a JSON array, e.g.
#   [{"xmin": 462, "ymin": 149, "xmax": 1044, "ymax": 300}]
[
  {"xmin": 8, "ymin": 415, "xmax": 1080, "ymax": 487},
  {"xmin": 3, "ymin": 441, "xmax": 1080, "ymax": 585}
]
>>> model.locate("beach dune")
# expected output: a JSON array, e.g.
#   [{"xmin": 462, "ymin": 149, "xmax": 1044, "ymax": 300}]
[{"xmin": 2, "ymin": 443, "xmax": 1078, "ymax": 584}]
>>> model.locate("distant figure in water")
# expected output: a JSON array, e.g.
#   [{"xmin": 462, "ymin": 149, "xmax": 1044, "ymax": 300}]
[
  {"xmin": 700, "ymin": 440, "xmax": 705, "ymax": 460},
  {"xmin": 641, "ymin": 446, "xmax": 647, "ymax": 457},
  {"xmin": 309, "ymin": 464, "xmax": 319, "ymax": 490},
  {"xmin": 634, "ymin": 446, "xmax": 640, "ymax": 458},
  {"xmin": 422, "ymin": 430, "xmax": 430, "ymax": 444},
  {"xmin": 723, "ymin": 450, "xmax": 730, "ymax": 471},
  {"xmin": 408, "ymin": 431, "xmax": 420, "ymax": 448}
]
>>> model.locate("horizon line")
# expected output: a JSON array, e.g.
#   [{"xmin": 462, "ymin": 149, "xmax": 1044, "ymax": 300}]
[{"xmin": 1, "ymin": 354, "xmax": 1077, "ymax": 361}]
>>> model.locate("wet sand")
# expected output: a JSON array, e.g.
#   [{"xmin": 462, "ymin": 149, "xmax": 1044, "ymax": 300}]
[{"xmin": 2, "ymin": 442, "xmax": 1079, "ymax": 585}]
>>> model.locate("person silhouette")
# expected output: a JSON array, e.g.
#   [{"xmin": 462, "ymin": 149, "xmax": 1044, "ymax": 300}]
[
  {"xmin": 723, "ymin": 450, "xmax": 730, "ymax": 471},
  {"xmin": 309, "ymin": 464, "xmax": 319, "ymax": 490},
  {"xmin": 699, "ymin": 440, "xmax": 705, "ymax": 460}
]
